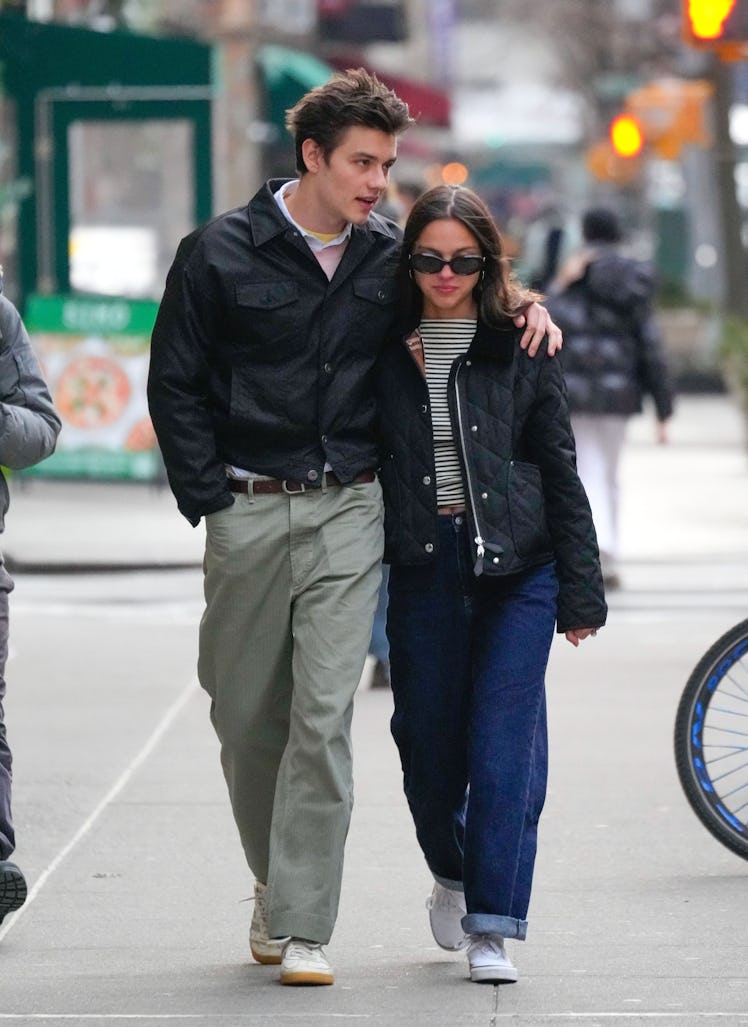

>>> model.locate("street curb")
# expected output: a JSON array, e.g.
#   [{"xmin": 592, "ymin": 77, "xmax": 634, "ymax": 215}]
[{"xmin": 4, "ymin": 556, "xmax": 202, "ymax": 575}]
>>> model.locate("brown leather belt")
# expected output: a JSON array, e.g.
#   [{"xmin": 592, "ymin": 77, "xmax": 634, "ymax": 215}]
[{"xmin": 228, "ymin": 470, "xmax": 376, "ymax": 496}]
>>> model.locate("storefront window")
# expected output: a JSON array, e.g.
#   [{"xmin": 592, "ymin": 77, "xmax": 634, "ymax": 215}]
[{"xmin": 68, "ymin": 118, "xmax": 193, "ymax": 299}]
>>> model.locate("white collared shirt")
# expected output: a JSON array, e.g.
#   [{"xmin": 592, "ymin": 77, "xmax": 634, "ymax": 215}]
[{"xmin": 274, "ymin": 180, "xmax": 352, "ymax": 250}]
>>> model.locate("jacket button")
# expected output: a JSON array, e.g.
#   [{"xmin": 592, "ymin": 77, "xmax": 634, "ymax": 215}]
[
  {"xmin": 471, "ymin": 425, "xmax": 478, "ymax": 432},
  {"xmin": 492, "ymin": 557, "xmax": 500, "ymax": 564},
  {"xmin": 481, "ymin": 492, "xmax": 488, "ymax": 500},
  {"xmin": 424, "ymin": 542, "xmax": 434, "ymax": 553},
  {"xmin": 324, "ymin": 362, "xmax": 333, "ymax": 374},
  {"xmin": 422, "ymin": 475, "xmax": 431, "ymax": 485},
  {"xmin": 421, "ymin": 404, "xmax": 428, "ymax": 413},
  {"xmin": 307, "ymin": 469, "xmax": 319, "ymax": 481},
  {"xmin": 378, "ymin": 289, "xmax": 386, "ymax": 300},
  {"xmin": 321, "ymin": 435, "xmax": 328, "ymax": 444}
]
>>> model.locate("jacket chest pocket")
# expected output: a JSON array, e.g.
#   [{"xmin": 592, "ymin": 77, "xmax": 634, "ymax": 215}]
[
  {"xmin": 347, "ymin": 277, "xmax": 397, "ymax": 353},
  {"xmin": 229, "ymin": 280, "xmax": 305, "ymax": 361}
]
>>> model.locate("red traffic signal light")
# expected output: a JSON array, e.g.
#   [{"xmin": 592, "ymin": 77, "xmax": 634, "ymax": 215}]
[{"xmin": 683, "ymin": 0, "xmax": 748, "ymax": 56}]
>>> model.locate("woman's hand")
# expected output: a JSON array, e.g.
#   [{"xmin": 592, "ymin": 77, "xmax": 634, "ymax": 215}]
[
  {"xmin": 565, "ymin": 627, "xmax": 600, "ymax": 647},
  {"xmin": 514, "ymin": 302, "xmax": 563, "ymax": 357}
]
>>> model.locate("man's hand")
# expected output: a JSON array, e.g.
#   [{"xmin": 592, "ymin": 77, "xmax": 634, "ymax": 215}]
[{"xmin": 514, "ymin": 302, "xmax": 563, "ymax": 357}]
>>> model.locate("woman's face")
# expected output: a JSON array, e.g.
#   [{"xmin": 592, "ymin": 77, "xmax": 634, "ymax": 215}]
[{"xmin": 411, "ymin": 217, "xmax": 483, "ymax": 320}]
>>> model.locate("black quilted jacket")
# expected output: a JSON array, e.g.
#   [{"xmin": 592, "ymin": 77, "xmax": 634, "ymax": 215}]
[{"xmin": 377, "ymin": 319, "xmax": 607, "ymax": 633}]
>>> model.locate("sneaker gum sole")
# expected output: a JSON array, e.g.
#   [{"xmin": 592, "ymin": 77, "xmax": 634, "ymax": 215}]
[
  {"xmin": 280, "ymin": 969, "xmax": 334, "ymax": 986},
  {"xmin": 250, "ymin": 945, "xmax": 282, "ymax": 966}
]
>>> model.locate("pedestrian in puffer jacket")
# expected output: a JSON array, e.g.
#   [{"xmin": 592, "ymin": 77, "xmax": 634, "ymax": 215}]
[
  {"xmin": 0, "ymin": 270, "xmax": 61, "ymax": 924},
  {"xmin": 546, "ymin": 207, "xmax": 675, "ymax": 587}
]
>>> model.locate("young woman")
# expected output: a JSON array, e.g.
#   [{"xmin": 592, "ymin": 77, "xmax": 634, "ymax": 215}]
[{"xmin": 377, "ymin": 185, "xmax": 607, "ymax": 985}]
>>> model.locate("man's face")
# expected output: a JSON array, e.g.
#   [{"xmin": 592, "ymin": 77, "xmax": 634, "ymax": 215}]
[{"xmin": 304, "ymin": 126, "xmax": 398, "ymax": 232}]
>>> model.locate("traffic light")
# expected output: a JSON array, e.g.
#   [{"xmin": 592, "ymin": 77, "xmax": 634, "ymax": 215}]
[
  {"xmin": 683, "ymin": 0, "xmax": 748, "ymax": 57},
  {"xmin": 610, "ymin": 114, "xmax": 644, "ymax": 158}
]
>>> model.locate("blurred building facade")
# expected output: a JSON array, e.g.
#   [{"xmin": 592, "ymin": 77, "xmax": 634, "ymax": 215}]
[{"xmin": 0, "ymin": 0, "xmax": 745, "ymax": 337}]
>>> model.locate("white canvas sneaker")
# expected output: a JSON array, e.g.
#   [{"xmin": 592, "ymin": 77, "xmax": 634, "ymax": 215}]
[
  {"xmin": 280, "ymin": 938, "xmax": 334, "ymax": 986},
  {"xmin": 467, "ymin": 934, "xmax": 518, "ymax": 984},
  {"xmin": 426, "ymin": 882, "xmax": 468, "ymax": 950},
  {"xmin": 249, "ymin": 881, "xmax": 287, "ymax": 965}
]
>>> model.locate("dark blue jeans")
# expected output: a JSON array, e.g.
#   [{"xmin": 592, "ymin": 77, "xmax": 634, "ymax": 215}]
[{"xmin": 387, "ymin": 514, "xmax": 558, "ymax": 941}]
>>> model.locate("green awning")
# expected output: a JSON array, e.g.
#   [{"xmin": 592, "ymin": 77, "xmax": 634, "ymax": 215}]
[{"xmin": 256, "ymin": 45, "xmax": 334, "ymax": 132}]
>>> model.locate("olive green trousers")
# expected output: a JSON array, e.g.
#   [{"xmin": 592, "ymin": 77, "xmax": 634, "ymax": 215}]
[{"xmin": 198, "ymin": 478, "xmax": 384, "ymax": 944}]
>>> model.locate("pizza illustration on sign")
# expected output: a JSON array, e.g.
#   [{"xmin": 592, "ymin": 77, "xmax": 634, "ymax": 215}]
[{"xmin": 55, "ymin": 355, "xmax": 131, "ymax": 429}]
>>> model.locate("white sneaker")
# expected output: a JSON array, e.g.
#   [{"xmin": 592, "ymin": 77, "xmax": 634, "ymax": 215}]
[
  {"xmin": 249, "ymin": 881, "xmax": 287, "ymax": 965},
  {"xmin": 280, "ymin": 938, "xmax": 334, "ymax": 986},
  {"xmin": 467, "ymin": 934, "xmax": 518, "ymax": 984},
  {"xmin": 426, "ymin": 882, "xmax": 468, "ymax": 950}
]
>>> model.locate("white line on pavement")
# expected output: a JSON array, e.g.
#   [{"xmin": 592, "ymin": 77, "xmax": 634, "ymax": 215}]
[{"xmin": 0, "ymin": 676, "xmax": 200, "ymax": 943}]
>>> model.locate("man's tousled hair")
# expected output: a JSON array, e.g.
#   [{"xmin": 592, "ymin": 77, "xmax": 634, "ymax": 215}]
[{"xmin": 285, "ymin": 68, "xmax": 413, "ymax": 174}]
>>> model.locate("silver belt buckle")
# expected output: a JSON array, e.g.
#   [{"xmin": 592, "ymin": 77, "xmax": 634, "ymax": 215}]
[{"xmin": 282, "ymin": 479, "xmax": 306, "ymax": 494}]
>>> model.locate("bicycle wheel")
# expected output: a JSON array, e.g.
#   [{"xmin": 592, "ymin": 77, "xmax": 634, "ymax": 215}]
[{"xmin": 674, "ymin": 618, "xmax": 748, "ymax": 860}]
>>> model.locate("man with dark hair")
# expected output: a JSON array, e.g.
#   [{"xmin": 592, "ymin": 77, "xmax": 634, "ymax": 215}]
[
  {"xmin": 148, "ymin": 68, "xmax": 560, "ymax": 986},
  {"xmin": 582, "ymin": 207, "xmax": 622, "ymax": 244},
  {"xmin": 0, "ymin": 271, "xmax": 61, "ymax": 925}
]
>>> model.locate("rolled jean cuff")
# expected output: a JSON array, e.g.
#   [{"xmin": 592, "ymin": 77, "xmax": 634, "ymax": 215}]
[
  {"xmin": 462, "ymin": 913, "xmax": 528, "ymax": 941},
  {"xmin": 433, "ymin": 873, "xmax": 464, "ymax": 892}
]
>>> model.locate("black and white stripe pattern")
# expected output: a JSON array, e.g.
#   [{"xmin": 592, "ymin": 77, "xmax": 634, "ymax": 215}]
[{"xmin": 420, "ymin": 319, "xmax": 476, "ymax": 506}]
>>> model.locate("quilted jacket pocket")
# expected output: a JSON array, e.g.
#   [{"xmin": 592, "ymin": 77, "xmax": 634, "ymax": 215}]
[{"xmin": 507, "ymin": 460, "xmax": 552, "ymax": 558}]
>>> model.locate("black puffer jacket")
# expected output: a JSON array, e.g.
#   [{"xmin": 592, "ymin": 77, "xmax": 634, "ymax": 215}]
[
  {"xmin": 377, "ymin": 319, "xmax": 607, "ymax": 634},
  {"xmin": 546, "ymin": 249, "xmax": 674, "ymax": 419}
]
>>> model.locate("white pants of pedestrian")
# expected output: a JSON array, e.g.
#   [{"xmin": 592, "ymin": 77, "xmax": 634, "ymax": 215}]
[{"xmin": 571, "ymin": 414, "xmax": 628, "ymax": 566}]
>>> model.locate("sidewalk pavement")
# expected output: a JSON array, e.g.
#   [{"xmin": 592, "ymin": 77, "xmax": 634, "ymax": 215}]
[
  {"xmin": 2, "ymin": 391, "xmax": 748, "ymax": 1023},
  {"xmin": 3, "ymin": 392, "xmax": 748, "ymax": 582}
]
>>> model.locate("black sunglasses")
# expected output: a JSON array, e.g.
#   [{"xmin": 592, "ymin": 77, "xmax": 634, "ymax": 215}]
[{"xmin": 409, "ymin": 252, "xmax": 485, "ymax": 276}]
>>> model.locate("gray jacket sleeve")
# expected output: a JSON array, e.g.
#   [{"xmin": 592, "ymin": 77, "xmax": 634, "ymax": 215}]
[{"xmin": 0, "ymin": 294, "xmax": 61, "ymax": 469}]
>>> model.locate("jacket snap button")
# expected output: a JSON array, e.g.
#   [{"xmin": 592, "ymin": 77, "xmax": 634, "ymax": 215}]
[
  {"xmin": 471, "ymin": 425, "xmax": 478, "ymax": 432},
  {"xmin": 324, "ymin": 362, "xmax": 333, "ymax": 374},
  {"xmin": 492, "ymin": 557, "xmax": 500, "ymax": 564},
  {"xmin": 424, "ymin": 542, "xmax": 434, "ymax": 553},
  {"xmin": 307, "ymin": 469, "xmax": 319, "ymax": 481},
  {"xmin": 421, "ymin": 404, "xmax": 428, "ymax": 413},
  {"xmin": 481, "ymin": 492, "xmax": 488, "ymax": 500},
  {"xmin": 422, "ymin": 475, "xmax": 431, "ymax": 485},
  {"xmin": 378, "ymin": 290, "xmax": 385, "ymax": 300}
]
